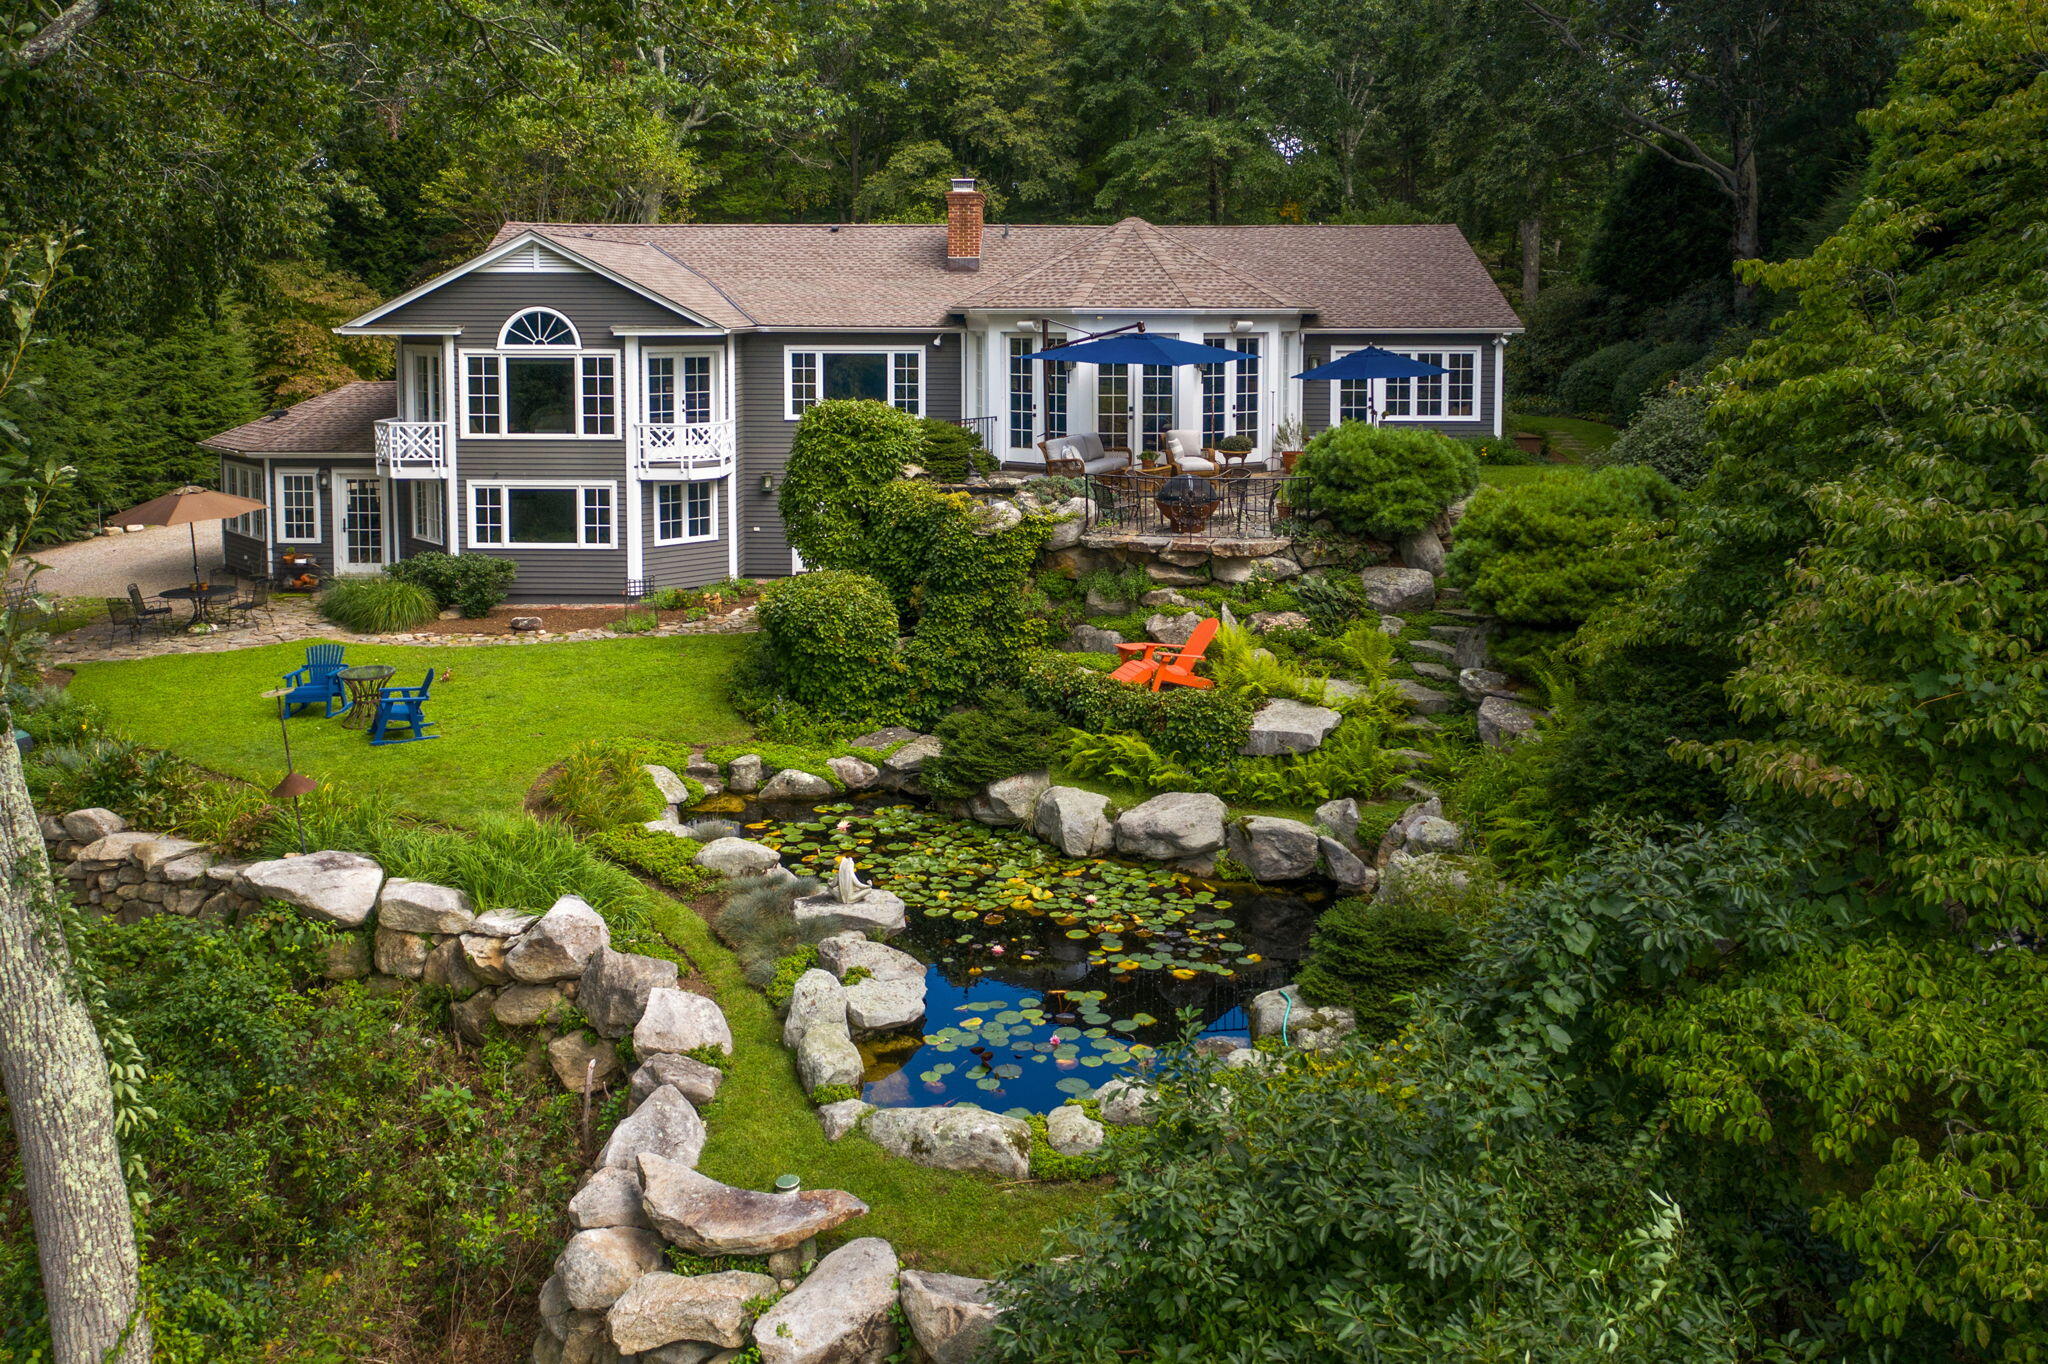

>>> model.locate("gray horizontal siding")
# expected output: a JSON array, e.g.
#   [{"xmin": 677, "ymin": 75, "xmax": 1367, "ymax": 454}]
[
  {"xmin": 452, "ymin": 445, "xmax": 630, "ymax": 601},
  {"xmin": 223, "ymin": 454, "xmax": 383, "ymax": 581},
  {"xmin": 374, "ymin": 271, "xmax": 706, "ymax": 338},
  {"xmin": 642, "ymin": 480, "xmax": 733, "ymax": 589},
  {"xmin": 1301, "ymin": 332, "xmax": 1503, "ymax": 440},
  {"xmin": 735, "ymin": 330, "xmax": 963, "ymax": 578}
]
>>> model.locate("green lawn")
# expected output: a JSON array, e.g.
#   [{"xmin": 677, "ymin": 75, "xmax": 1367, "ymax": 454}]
[
  {"xmin": 1505, "ymin": 411, "xmax": 1619, "ymax": 459},
  {"xmin": 66, "ymin": 635, "xmax": 754, "ymax": 825},
  {"xmin": 1478, "ymin": 463, "xmax": 1595, "ymax": 489}
]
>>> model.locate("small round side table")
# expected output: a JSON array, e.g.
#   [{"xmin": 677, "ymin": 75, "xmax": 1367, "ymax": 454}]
[{"xmin": 336, "ymin": 665, "xmax": 396, "ymax": 730}]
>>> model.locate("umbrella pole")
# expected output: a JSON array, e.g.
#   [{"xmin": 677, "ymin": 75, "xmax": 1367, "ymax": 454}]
[{"xmin": 189, "ymin": 522, "xmax": 201, "ymax": 587}]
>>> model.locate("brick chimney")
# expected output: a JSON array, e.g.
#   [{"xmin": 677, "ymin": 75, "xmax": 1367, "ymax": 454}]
[{"xmin": 945, "ymin": 177, "xmax": 984, "ymax": 272}]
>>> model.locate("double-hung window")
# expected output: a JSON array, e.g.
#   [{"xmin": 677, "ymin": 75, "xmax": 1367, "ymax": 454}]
[
  {"xmin": 276, "ymin": 470, "xmax": 320, "ymax": 543},
  {"xmin": 1336, "ymin": 347, "xmax": 1480, "ymax": 423},
  {"xmin": 411, "ymin": 482, "xmax": 446, "ymax": 544},
  {"xmin": 463, "ymin": 308, "xmax": 618, "ymax": 436},
  {"xmin": 220, "ymin": 460, "xmax": 266, "ymax": 538},
  {"xmin": 469, "ymin": 483, "xmax": 616, "ymax": 549},
  {"xmin": 785, "ymin": 347, "xmax": 923, "ymax": 418},
  {"xmin": 404, "ymin": 349, "xmax": 444, "ymax": 422},
  {"xmin": 653, "ymin": 482, "xmax": 717, "ymax": 543}
]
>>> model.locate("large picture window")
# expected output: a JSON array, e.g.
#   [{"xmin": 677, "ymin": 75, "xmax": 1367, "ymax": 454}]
[
  {"xmin": 463, "ymin": 308, "xmax": 617, "ymax": 437},
  {"xmin": 1333, "ymin": 347, "xmax": 1480, "ymax": 424},
  {"xmin": 785, "ymin": 347, "xmax": 922, "ymax": 418},
  {"xmin": 654, "ymin": 482, "xmax": 717, "ymax": 543},
  {"xmin": 469, "ymin": 483, "xmax": 616, "ymax": 548},
  {"xmin": 220, "ymin": 460, "xmax": 266, "ymax": 538}
]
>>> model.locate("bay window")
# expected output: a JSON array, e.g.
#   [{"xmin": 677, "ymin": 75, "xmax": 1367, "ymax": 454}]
[
  {"xmin": 469, "ymin": 483, "xmax": 616, "ymax": 548},
  {"xmin": 220, "ymin": 460, "xmax": 266, "ymax": 538}
]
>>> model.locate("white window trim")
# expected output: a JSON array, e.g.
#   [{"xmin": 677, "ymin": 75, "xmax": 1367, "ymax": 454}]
[
  {"xmin": 782, "ymin": 344, "xmax": 925, "ymax": 420},
  {"xmin": 401, "ymin": 347, "xmax": 444, "ymax": 423},
  {"xmin": 1329, "ymin": 345, "xmax": 1482, "ymax": 425},
  {"xmin": 651, "ymin": 480, "xmax": 720, "ymax": 545},
  {"xmin": 411, "ymin": 481, "xmax": 446, "ymax": 545},
  {"xmin": 466, "ymin": 479, "xmax": 619, "ymax": 550},
  {"xmin": 459, "ymin": 347, "xmax": 622, "ymax": 439},
  {"xmin": 497, "ymin": 306, "xmax": 581, "ymax": 349},
  {"xmin": 643, "ymin": 347, "xmax": 724, "ymax": 425},
  {"xmin": 220, "ymin": 459, "xmax": 267, "ymax": 538},
  {"xmin": 274, "ymin": 466, "xmax": 322, "ymax": 544}
]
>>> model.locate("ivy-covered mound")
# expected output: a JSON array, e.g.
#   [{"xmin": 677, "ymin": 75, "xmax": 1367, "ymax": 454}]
[{"xmin": 753, "ymin": 803, "xmax": 1309, "ymax": 1109}]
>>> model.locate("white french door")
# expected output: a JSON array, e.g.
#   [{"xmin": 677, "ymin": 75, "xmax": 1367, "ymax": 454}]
[{"xmin": 334, "ymin": 474, "xmax": 389, "ymax": 574}]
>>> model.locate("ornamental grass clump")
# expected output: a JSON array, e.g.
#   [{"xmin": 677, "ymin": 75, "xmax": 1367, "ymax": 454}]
[
  {"xmin": 317, "ymin": 574, "xmax": 438, "ymax": 633},
  {"xmin": 1293, "ymin": 421, "xmax": 1479, "ymax": 539}
]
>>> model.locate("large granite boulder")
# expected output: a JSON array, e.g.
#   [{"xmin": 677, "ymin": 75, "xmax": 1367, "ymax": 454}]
[
  {"xmin": 236, "ymin": 851, "xmax": 384, "ymax": 927},
  {"xmin": 635, "ymin": 987, "xmax": 734, "ymax": 1057},
  {"xmin": 1045, "ymin": 1104, "xmax": 1105, "ymax": 1156},
  {"xmin": 1315, "ymin": 797, "xmax": 1362, "ymax": 851},
  {"xmin": 761, "ymin": 767, "xmax": 835, "ymax": 801},
  {"xmin": 726, "ymin": 754, "xmax": 764, "ymax": 793},
  {"xmin": 554, "ymin": 1226, "xmax": 665, "ymax": 1311},
  {"xmin": 844, "ymin": 977, "xmax": 924, "ymax": 1033},
  {"xmin": 970, "ymin": 770, "xmax": 1049, "ymax": 828},
  {"xmin": 1032, "ymin": 786, "xmax": 1113, "ymax": 857},
  {"xmin": 60, "ymin": 808, "xmax": 126, "ymax": 842},
  {"xmin": 797, "ymin": 1021, "xmax": 864, "ymax": 1094},
  {"xmin": 791, "ymin": 888, "xmax": 906, "ymax": 937},
  {"xmin": 1396, "ymin": 528, "xmax": 1446, "ymax": 577},
  {"xmin": 695, "ymin": 837, "xmax": 781, "ymax": 878},
  {"xmin": 827, "ymin": 755, "xmax": 879, "ymax": 790},
  {"xmin": 1144, "ymin": 611, "xmax": 1204, "ymax": 647},
  {"xmin": 1114, "ymin": 792, "xmax": 1227, "ymax": 860},
  {"xmin": 782, "ymin": 969, "xmax": 847, "ymax": 1049},
  {"xmin": 1320, "ymin": 837, "xmax": 1376, "ymax": 891},
  {"xmin": 1225, "ymin": 816, "xmax": 1322, "ymax": 882},
  {"xmin": 569, "ymin": 1166, "xmax": 650, "ymax": 1230},
  {"xmin": 493, "ymin": 982, "xmax": 568, "ymax": 1027},
  {"xmin": 1096, "ymin": 1077, "xmax": 1158, "ymax": 1126},
  {"xmin": 638, "ymin": 1154, "xmax": 868, "ymax": 1255},
  {"xmin": 1241, "ymin": 698, "xmax": 1342, "ymax": 756},
  {"xmin": 1458, "ymin": 667, "xmax": 1517, "ymax": 703},
  {"xmin": 1358, "ymin": 565, "xmax": 1437, "ymax": 613},
  {"xmin": 504, "ymin": 895, "xmax": 610, "ymax": 983},
  {"xmin": 880, "ymin": 734, "xmax": 943, "ymax": 789},
  {"xmin": 599, "ymin": 1085, "xmax": 706, "ymax": 1171},
  {"xmin": 1478, "ymin": 695, "xmax": 1541, "ymax": 746},
  {"xmin": 863, "ymin": 1106, "xmax": 1032, "ymax": 1179},
  {"xmin": 1404, "ymin": 815, "xmax": 1464, "ymax": 855},
  {"xmin": 817, "ymin": 1098, "xmax": 874, "ymax": 1141},
  {"xmin": 816, "ymin": 933, "xmax": 924, "ymax": 984},
  {"xmin": 629, "ymin": 1054, "xmax": 724, "ymax": 1110},
  {"xmin": 580, "ymin": 948, "xmax": 682, "ymax": 1038},
  {"xmin": 1249, "ymin": 983, "xmax": 1357, "ymax": 1050},
  {"xmin": 1066, "ymin": 624, "xmax": 1125, "ymax": 654},
  {"xmin": 644, "ymin": 763, "xmax": 694, "ymax": 806},
  {"xmin": 376, "ymin": 878, "xmax": 476, "ymax": 935},
  {"xmin": 608, "ymin": 1270, "xmax": 779, "ymax": 1354},
  {"xmin": 752, "ymin": 1238, "xmax": 899, "ymax": 1364},
  {"xmin": 898, "ymin": 1270, "xmax": 1001, "ymax": 1364}
]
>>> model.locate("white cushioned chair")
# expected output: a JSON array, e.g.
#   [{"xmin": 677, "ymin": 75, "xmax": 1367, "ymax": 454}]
[{"xmin": 1162, "ymin": 429, "xmax": 1221, "ymax": 475}]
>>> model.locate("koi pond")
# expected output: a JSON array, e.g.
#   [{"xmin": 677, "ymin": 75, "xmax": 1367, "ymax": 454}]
[{"xmin": 747, "ymin": 802, "xmax": 1329, "ymax": 1112}]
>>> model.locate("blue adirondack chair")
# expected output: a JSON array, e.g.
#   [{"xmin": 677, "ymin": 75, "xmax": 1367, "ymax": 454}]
[
  {"xmin": 281, "ymin": 643, "xmax": 349, "ymax": 717},
  {"xmin": 369, "ymin": 669, "xmax": 439, "ymax": 746}
]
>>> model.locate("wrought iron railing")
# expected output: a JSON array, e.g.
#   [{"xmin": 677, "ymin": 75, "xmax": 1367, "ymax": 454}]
[
  {"xmin": 633, "ymin": 419, "xmax": 736, "ymax": 478},
  {"xmin": 1083, "ymin": 470, "xmax": 1309, "ymax": 541},
  {"xmin": 373, "ymin": 419, "xmax": 449, "ymax": 478},
  {"xmin": 952, "ymin": 415, "xmax": 999, "ymax": 449}
]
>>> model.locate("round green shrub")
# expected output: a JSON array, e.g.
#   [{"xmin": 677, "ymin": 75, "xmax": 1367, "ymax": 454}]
[
  {"xmin": 1294, "ymin": 896, "xmax": 1467, "ymax": 1037},
  {"xmin": 1610, "ymin": 341, "xmax": 1707, "ymax": 423},
  {"xmin": 317, "ymin": 575, "xmax": 438, "ymax": 633},
  {"xmin": 385, "ymin": 550, "xmax": 520, "ymax": 618},
  {"xmin": 1293, "ymin": 422, "xmax": 1480, "ymax": 539},
  {"xmin": 757, "ymin": 569, "xmax": 902, "ymax": 717},
  {"xmin": 922, "ymin": 688, "xmax": 1065, "ymax": 798},
  {"xmin": 1595, "ymin": 384, "xmax": 1715, "ymax": 488},
  {"xmin": 1557, "ymin": 340, "xmax": 1648, "ymax": 419},
  {"xmin": 1443, "ymin": 465, "xmax": 1676, "ymax": 629},
  {"xmin": 779, "ymin": 399, "xmax": 927, "ymax": 566}
]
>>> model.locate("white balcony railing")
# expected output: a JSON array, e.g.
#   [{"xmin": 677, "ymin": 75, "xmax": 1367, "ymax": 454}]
[
  {"xmin": 634, "ymin": 419, "xmax": 736, "ymax": 478},
  {"xmin": 374, "ymin": 419, "xmax": 450, "ymax": 479}
]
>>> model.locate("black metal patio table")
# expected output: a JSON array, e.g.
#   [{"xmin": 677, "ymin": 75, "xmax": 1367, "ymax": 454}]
[
  {"xmin": 157, "ymin": 583, "xmax": 238, "ymax": 624},
  {"xmin": 336, "ymin": 665, "xmax": 397, "ymax": 730}
]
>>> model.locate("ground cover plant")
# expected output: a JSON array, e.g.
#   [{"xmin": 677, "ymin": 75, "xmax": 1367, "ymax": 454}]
[{"xmin": 61, "ymin": 634, "xmax": 752, "ymax": 825}]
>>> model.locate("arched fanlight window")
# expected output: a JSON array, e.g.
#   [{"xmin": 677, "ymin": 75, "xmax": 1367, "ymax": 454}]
[{"xmin": 499, "ymin": 308, "xmax": 580, "ymax": 348}]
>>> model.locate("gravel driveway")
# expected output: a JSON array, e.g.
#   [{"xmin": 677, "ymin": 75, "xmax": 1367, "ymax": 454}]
[{"xmin": 27, "ymin": 524, "xmax": 226, "ymax": 599}]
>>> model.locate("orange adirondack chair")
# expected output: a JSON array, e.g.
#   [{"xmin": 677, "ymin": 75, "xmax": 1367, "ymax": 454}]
[{"xmin": 1110, "ymin": 616, "xmax": 1220, "ymax": 691}]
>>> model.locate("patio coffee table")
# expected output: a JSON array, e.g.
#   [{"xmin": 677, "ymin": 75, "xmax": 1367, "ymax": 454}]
[{"xmin": 336, "ymin": 665, "xmax": 397, "ymax": 729}]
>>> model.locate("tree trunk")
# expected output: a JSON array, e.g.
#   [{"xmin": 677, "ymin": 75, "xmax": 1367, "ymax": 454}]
[
  {"xmin": 1729, "ymin": 117, "xmax": 1762, "ymax": 312},
  {"xmin": 0, "ymin": 722, "xmax": 151, "ymax": 1364},
  {"xmin": 1518, "ymin": 216, "xmax": 1542, "ymax": 305}
]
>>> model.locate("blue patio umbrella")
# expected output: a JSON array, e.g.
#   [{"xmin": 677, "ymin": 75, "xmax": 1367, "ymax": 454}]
[
  {"xmin": 1292, "ymin": 345, "xmax": 1448, "ymax": 382},
  {"xmin": 1019, "ymin": 333, "xmax": 1251, "ymax": 366}
]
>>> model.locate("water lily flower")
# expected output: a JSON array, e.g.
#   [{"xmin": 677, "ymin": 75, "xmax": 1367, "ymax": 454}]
[
  {"xmin": 990, "ymin": 945, "xmax": 1005, "ymax": 955},
  {"xmin": 1083, "ymin": 895, "xmax": 1098, "ymax": 905}
]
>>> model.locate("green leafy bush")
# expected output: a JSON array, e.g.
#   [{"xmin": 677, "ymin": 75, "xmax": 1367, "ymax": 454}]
[
  {"xmin": 922, "ymin": 688, "xmax": 1065, "ymax": 798},
  {"xmin": 1611, "ymin": 341, "xmax": 1707, "ymax": 423},
  {"xmin": 386, "ymin": 550, "xmax": 520, "ymax": 618},
  {"xmin": 1557, "ymin": 340, "xmax": 1649, "ymax": 420},
  {"xmin": 1464, "ymin": 434, "xmax": 1541, "ymax": 466},
  {"xmin": 1293, "ymin": 422, "xmax": 1479, "ymax": 539},
  {"xmin": 1058, "ymin": 710, "xmax": 1396, "ymax": 807},
  {"xmin": 1292, "ymin": 572, "xmax": 1369, "ymax": 633},
  {"xmin": 778, "ymin": 399, "xmax": 927, "ymax": 566},
  {"xmin": 316, "ymin": 575, "xmax": 438, "ymax": 633},
  {"xmin": 757, "ymin": 570, "xmax": 903, "ymax": 720},
  {"xmin": 1444, "ymin": 465, "xmax": 1676, "ymax": 629},
  {"xmin": 1594, "ymin": 384, "xmax": 1714, "ymax": 488},
  {"xmin": 917, "ymin": 416, "xmax": 996, "ymax": 480},
  {"xmin": 1294, "ymin": 897, "xmax": 1468, "ymax": 1036},
  {"xmin": 1018, "ymin": 651, "xmax": 1254, "ymax": 765}
]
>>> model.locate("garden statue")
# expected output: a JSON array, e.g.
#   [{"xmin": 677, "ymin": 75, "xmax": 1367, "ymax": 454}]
[{"xmin": 833, "ymin": 856, "xmax": 872, "ymax": 905}]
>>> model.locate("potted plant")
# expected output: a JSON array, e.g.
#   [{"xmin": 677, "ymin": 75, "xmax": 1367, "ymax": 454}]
[
  {"xmin": 1273, "ymin": 418, "xmax": 1306, "ymax": 471},
  {"xmin": 1215, "ymin": 433, "xmax": 1257, "ymax": 469}
]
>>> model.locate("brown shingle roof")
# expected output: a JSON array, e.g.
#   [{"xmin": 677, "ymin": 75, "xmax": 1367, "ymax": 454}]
[
  {"xmin": 486, "ymin": 219, "xmax": 1519, "ymax": 331},
  {"xmin": 201, "ymin": 381, "xmax": 392, "ymax": 453}
]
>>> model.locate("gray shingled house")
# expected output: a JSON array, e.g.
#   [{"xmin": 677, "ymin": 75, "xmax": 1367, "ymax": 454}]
[{"xmin": 202, "ymin": 179, "xmax": 1522, "ymax": 602}]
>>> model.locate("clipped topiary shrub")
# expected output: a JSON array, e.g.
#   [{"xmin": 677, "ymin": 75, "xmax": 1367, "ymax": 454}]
[
  {"xmin": 1294, "ymin": 897, "xmax": 1467, "ymax": 1037},
  {"xmin": 922, "ymin": 688, "xmax": 1066, "ymax": 798},
  {"xmin": 386, "ymin": 550, "xmax": 520, "ymax": 618},
  {"xmin": 1293, "ymin": 422, "xmax": 1480, "ymax": 540},
  {"xmin": 757, "ymin": 569, "xmax": 903, "ymax": 719},
  {"xmin": 1444, "ymin": 465, "xmax": 1676, "ymax": 629},
  {"xmin": 317, "ymin": 575, "xmax": 437, "ymax": 633},
  {"xmin": 779, "ymin": 399, "xmax": 927, "ymax": 566},
  {"xmin": 917, "ymin": 416, "xmax": 996, "ymax": 481}
]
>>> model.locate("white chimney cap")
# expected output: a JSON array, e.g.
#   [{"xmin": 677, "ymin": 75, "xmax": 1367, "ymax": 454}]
[{"xmin": 950, "ymin": 177, "xmax": 978, "ymax": 194}]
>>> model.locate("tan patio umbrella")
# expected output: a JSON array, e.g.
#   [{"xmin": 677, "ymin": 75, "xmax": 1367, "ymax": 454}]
[{"xmin": 107, "ymin": 484, "xmax": 268, "ymax": 587}]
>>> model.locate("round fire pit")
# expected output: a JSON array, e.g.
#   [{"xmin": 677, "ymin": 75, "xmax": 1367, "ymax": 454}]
[{"xmin": 1155, "ymin": 473, "xmax": 1221, "ymax": 533}]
